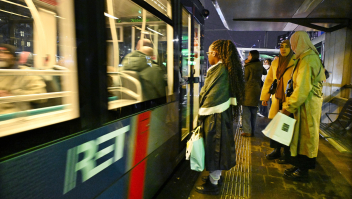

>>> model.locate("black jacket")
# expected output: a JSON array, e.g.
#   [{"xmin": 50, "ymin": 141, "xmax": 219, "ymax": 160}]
[{"xmin": 243, "ymin": 61, "xmax": 267, "ymax": 107}]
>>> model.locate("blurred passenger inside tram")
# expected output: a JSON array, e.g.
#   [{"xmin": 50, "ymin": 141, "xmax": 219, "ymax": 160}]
[
  {"xmin": 196, "ymin": 40, "xmax": 245, "ymax": 195},
  {"xmin": 121, "ymin": 39, "xmax": 166, "ymax": 101},
  {"xmin": 281, "ymin": 31, "xmax": 325, "ymax": 182},
  {"xmin": 260, "ymin": 40, "xmax": 296, "ymax": 164},
  {"xmin": 258, "ymin": 58, "xmax": 272, "ymax": 117},
  {"xmin": 0, "ymin": 44, "xmax": 46, "ymax": 115},
  {"xmin": 241, "ymin": 50, "xmax": 267, "ymax": 137},
  {"xmin": 18, "ymin": 51, "xmax": 34, "ymax": 68}
]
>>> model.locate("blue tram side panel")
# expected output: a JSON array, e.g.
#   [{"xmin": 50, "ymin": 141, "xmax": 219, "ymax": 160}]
[
  {"xmin": 0, "ymin": 102, "xmax": 180, "ymax": 199},
  {"xmin": 0, "ymin": 118, "xmax": 132, "ymax": 199}
]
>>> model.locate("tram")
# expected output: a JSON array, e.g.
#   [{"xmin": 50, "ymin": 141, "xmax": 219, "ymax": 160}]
[{"xmin": 0, "ymin": 0, "xmax": 207, "ymax": 198}]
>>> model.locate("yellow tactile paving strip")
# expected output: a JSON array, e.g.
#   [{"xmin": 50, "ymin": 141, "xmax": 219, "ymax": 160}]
[{"xmin": 220, "ymin": 123, "xmax": 251, "ymax": 199}]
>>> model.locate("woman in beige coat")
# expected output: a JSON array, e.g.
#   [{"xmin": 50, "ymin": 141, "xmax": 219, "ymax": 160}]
[
  {"xmin": 282, "ymin": 31, "xmax": 325, "ymax": 182},
  {"xmin": 260, "ymin": 40, "xmax": 296, "ymax": 163}
]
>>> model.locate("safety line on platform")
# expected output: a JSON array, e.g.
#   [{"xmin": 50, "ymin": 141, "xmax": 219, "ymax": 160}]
[{"xmin": 220, "ymin": 121, "xmax": 251, "ymax": 199}]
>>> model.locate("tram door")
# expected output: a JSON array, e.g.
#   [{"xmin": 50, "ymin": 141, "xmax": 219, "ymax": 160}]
[{"xmin": 180, "ymin": 7, "xmax": 203, "ymax": 140}]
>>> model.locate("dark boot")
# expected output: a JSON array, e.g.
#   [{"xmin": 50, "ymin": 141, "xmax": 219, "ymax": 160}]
[
  {"xmin": 201, "ymin": 175, "xmax": 223, "ymax": 185},
  {"xmin": 278, "ymin": 152, "xmax": 287, "ymax": 164},
  {"xmin": 284, "ymin": 166, "xmax": 298, "ymax": 175},
  {"xmin": 266, "ymin": 148, "xmax": 281, "ymax": 160},
  {"xmin": 195, "ymin": 178, "xmax": 219, "ymax": 195},
  {"xmin": 284, "ymin": 168, "xmax": 309, "ymax": 182}
]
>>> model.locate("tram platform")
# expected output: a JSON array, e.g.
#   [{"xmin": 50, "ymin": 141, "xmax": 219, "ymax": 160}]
[{"xmin": 154, "ymin": 117, "xmax": 352, "ymax": 199}]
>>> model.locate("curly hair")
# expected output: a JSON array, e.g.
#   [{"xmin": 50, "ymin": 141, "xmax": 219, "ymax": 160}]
[{"xmin": 211, "ymin": 40, "xmax": 245, "ymax": 122}]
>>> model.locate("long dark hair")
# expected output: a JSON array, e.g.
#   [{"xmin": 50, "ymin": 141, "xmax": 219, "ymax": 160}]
[
  {"xmin": 249, "ymin": 50, "xmax": 260, "ymax": 62},
  {"xmin": 211, "ymin": 40, "xmax": 245, "ymax": 121}
]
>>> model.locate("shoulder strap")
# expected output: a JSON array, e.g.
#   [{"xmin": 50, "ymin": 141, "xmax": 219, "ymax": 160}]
[
  {"xmin": 289, "ymin": 59, "xmax": 300, "ymax": 79},
  {"xmin": 278, "ymin": 66, "xmax": 291, "ymax": 80}
]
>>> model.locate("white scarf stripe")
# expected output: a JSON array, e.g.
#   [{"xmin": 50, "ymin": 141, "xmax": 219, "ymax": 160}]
[{"xmin": 198, "ymin": 97, "xmax": 237, "ymax": 116}]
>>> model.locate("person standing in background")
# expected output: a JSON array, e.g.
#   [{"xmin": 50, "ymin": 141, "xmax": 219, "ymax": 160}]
[
  {"xmin": 260, "ymin": 40, "xmax": 296, "ymax": 164},
  {"xmin": 241, "ymin": 50, "xmax": 267, "ymax": 137},
  {"xmin": 258, "ymin": 58, "xmax": 272, "ymax": 117},
  {"xmin": 282, "ymin": 31, "xmax": 325, "ymax": 182}
]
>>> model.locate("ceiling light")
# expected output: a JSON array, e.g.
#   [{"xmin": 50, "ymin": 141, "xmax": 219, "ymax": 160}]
[
  {"xmin": 104, "ymin": 12, "xmax": 118, "ymax": 19},
  {"xmin": 38, "ymin": 8, "xmax": 56, "ymax": 15},
  {"xmin": 147, "ymin": 27, "xmax": 163, "ymax": 36}
]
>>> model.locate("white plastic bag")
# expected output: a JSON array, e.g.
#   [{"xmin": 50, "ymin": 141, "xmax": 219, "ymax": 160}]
[
  {"xmin": 262, "ymin": 112, "xmax": 296, "ymax": 146},
  {"xmin": 185, "ymin": 126, "xmax": 201, "ymax": 160}
]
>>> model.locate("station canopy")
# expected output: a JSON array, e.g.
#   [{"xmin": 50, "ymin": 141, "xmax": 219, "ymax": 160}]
[{"xmin": 212, "ymin": 0, "xmax": 352, "ymax": 32}]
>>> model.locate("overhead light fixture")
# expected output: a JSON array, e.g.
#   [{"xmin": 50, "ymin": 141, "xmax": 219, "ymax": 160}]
[
  {"xmin": 56, "ymin": 15, "xmax": 65, "ymax": 19},
  {"xmin": 104, "ymin": 12, "xmax": 118, "ymax": 19},
  {"xmin": 212, "ymin": 0, "xmax": 230, "ymax": 30},
  {"xmin": 38, "ymin": 8, "xmax": 56, "ymax": 15},
  {"xmin": 147, "ymin": 27, "xmax": 163, "ymax": 36},
  {"xmin": 138, "ymin": 16, "xmax": 141, "ymax": 18},
  {"xmin": 0, "ymin": 9, "xmax": 29, "ymax": 18}
]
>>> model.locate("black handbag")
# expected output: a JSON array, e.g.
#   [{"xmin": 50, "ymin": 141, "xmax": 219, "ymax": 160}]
[
  {"xmin": 285, "ymin": 79, "xmax": 294, "ymax": 97},
  {"xmin": 285, "ymin": 60, "xmax": 299, "ymax": 97},
  {"xmin": 268, "ymin": 67, "xmax": 290, "ymax": 95},
  {"xmin": 268, "ymin": 79, "xmax": 277, "ymax": 94}
]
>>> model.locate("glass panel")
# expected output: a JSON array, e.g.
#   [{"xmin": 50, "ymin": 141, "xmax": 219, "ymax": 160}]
[
  {"xmin": 193, "ymin": 21, "xmax": 201, "ymax": 128},
  {"xmin": 143, "ymin": 0, "xmax": 171, "ymax": 18},
  {"xmin": 0, "ymin": 0, "xmax": 78, "ymax": 137},
  {"xmin": 180, "ymin": 8, "xmax": 190, "ymax": 140},
  {"xmin": 106, "ymin": 0, "xmax": 173, "ymax": 109}
]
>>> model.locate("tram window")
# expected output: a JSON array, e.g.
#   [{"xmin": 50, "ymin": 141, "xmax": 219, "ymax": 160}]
[
  {"xmin": 0, "ymin": 0, "xmax": 79, "ymax": 137},
  {"xmin": 106, "ymin": 0, "xmax": 173, "ymax": 110},
  {"xmin": 143, "ymin": 0, "xmax": 171, "ymax": 18}
]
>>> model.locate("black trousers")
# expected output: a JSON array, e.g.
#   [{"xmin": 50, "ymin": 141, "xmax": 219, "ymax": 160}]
[{"xmin": 289, "ymin": 155, "xmax": 316, "ymax": 170}]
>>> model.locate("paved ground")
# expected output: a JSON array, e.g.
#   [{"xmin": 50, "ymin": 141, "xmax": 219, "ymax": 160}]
[{"xmin": 154, "ymin": 116, "xmax": 352, "ymax": 199}]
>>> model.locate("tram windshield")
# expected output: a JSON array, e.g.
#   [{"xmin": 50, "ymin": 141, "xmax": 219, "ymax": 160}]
[
  {"xmin": 106, "ymin": 0, "xmax": 173, "ymax": 109},
  {"xmin": 0, "ymin": 0, "xmax": 78, "ymax": 137}
]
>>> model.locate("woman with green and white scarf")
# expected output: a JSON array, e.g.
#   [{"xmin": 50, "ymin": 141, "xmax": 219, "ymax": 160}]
[{"xmin": 195, "ymin": 40, "xmax": 245, "ymax": 195}]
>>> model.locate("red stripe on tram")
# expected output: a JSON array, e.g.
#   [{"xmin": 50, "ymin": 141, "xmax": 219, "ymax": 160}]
[{"xmin": 128, "ymin": 111, "xmax": 151, "ymax": 199}]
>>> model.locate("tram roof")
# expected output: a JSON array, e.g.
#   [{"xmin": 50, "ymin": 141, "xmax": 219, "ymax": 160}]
[{"xmin": 212, "ymin": 0, "xmax": 352, "ymax": 32}]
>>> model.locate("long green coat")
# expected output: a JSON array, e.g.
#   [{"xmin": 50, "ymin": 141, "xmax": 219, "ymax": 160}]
[
  {"xmin": 243, "ymin": 61, "xmax": 267, "ymax": 107},
  {"xmin": 198, "ymin": 63, "xmax": 236, "ymax": 171},
  {"xmin": 284, "ymin": 49, "xmax": 326, "ymax": 158}
]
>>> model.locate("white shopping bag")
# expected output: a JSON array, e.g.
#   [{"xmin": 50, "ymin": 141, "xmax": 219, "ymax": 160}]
[
  {"xmin": 262, "ymin": 112, "xmax": 296, "ymax": 146},
  {"xmin": 185, "ymin": 126, "xmax": 201, "ymax": 160}
]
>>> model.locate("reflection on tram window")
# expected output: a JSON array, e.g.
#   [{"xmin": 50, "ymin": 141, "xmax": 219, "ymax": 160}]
[
  {"xmin": 143, "ymin": 0, "xmax": 171, "ymax": 18},
  {"xmin": 0, "ymin": 0, "xmax": 78, "ymax": 137},
  {"xmin": 106, "ymin": 0, "xmax": 173, "ymax": 109}
]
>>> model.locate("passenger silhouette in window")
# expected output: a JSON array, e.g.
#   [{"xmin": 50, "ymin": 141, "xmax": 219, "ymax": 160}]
[
  {"xmin": 121, "ymin": 39, "xmax": 167, "ymax": 101},
  {"xmin": 0, "ymin": 44, "xmax": 46, "ymax": 115}
]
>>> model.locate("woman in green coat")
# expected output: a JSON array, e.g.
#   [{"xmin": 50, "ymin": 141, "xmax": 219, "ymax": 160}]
[
  {"xmin": 195, "ymin": 40, "xmax": 245, "ymax": 195},
  {"xmin": 282, "ymin": 31, "xmax": 326, "ymax": 182}
]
